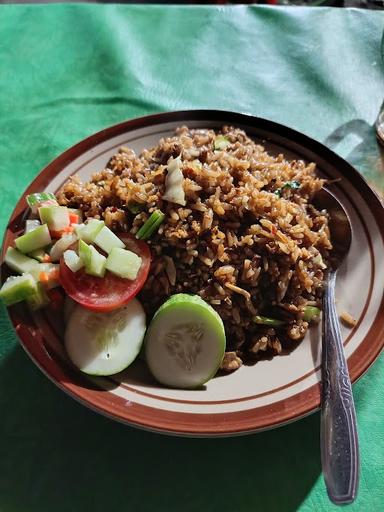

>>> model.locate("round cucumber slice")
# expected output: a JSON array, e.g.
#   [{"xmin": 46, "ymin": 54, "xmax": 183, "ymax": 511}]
[
  {"xmin": 64, "ymin": 299, "xmax": 146, "ymax": 376},
  {"xmin": 145, "ymin": 294, "xmax": 226, "ymax": 389}
]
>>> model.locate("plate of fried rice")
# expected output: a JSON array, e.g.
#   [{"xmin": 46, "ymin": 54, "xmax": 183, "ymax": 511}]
[{"xmin": 2, "ymin": 110, "xmax": 384, "ymax": 436}]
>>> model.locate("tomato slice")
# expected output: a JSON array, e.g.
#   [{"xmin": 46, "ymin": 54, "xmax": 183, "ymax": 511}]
[{"xmin": 59, "ymin": 234, "xmax": 151, "ymax": 312}]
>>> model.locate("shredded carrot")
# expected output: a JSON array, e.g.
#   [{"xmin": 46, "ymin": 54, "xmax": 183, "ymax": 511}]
[
  {"xmin": 39, "ymin": 272, "xmax": 49, "ymax": 283},
  {"xmin": 42, "ymin": 254, "xmax": 52, "ymax": 263},
  {"xmin": 69, "ymin": 213, "xmax": 79, "ymax": 225},
  {"xmin": 63, "ymin": 226, "xmax": 74, "ymax": 234}
]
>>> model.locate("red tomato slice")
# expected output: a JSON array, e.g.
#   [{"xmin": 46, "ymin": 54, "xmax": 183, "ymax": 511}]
[{"xmin": 59, "ymin": 233, "xmax": 151, "ymax": 312}]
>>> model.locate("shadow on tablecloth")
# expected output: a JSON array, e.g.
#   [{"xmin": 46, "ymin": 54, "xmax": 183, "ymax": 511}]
[{"xmin": 0, "ymin": 345, "xmax": 323, "ymax": 512}]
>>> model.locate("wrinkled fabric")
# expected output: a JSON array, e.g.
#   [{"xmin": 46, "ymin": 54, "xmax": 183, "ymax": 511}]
[{"xmin": 0, "ymin": 5, "xmax": 383, "ymax": 512}]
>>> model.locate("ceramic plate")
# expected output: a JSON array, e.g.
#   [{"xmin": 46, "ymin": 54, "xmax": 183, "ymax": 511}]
[{"xmin": 2, "ymin": 110, "xmax": 384, "ymax": 436}]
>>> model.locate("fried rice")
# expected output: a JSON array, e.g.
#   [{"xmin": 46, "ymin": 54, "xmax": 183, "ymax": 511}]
[{"xmin": 57, "ymin": 126, "xmax": 331, "ymax": 370}]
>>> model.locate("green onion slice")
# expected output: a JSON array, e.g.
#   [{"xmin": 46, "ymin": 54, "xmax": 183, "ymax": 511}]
[
  {"xmin": 252, "ymin": 315, "xmax": 285, "ymax": 327},
  {"xmin": 136, "ymin": 211, "xmax": 165, "ymax": 240},
  {"xmin": 303, "ymin": 306, "xmax": 321, "ymax": 322}
]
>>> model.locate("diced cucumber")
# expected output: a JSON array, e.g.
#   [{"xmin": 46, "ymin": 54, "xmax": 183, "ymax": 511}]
[
  {"xmin": 85, "ymin": 246, "xmax": 107, "ymax": 278},
  {"xmin": 5, "ymin": 247, "xmax": 39, "ymax": 274},
  {"xmin": 64, "ymin": 299, "xmax": 146, "ymax": 376},
  {"xmin": 26, "ymin": 192, "xmax": 57, "ymax": 214},
  {"xmin": 76, "ymin": 219, "xmax": 104, "ymax": 244},
  {"xmin": 94, "ymin": 226, "xmax": 125, "ymax": 254},
  {"xmin": 49, "ymin": 233, "xmax": 77, "ymax": 262},
  {"xmin": 39, "ymin": 206, "xmax": 70, "ymax": 232},
  {"xmin": 105, "ymin": 248, "xmax": 142, "ymax": 280},
  {"xmin": 145, "ymin": 294, "xmax": 226, "ymax": 389},
  {"xmin": 15, "ymin": 224, "xmax": 52, "ymax": 254},
  {"xmin": 27, "ymin": 283, "xmax": 49, "ymax": 311},
  {"xmin": 25, "ymin": 219, "xmax": 41, "ymax": 233},
  {"xmin": 63, "ymin": 250, "xmax": 84, "ymax": 273},
  {"xmin": 0, "ymin": 274, "xmax": 38, "ymax": 306},
  {"xmin": 28, "ymin": 248, "xmax": 48, "ymax": 263},
  {"xmin": 29, "ymin": 262, "xmax": 60, "ymax": 289},
  {"xmin": 78, "ymin": 240, "xmax": 92, "ymax": 268}
]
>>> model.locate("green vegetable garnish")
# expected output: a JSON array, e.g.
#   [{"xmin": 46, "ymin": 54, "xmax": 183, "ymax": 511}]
[
  {"xmin": 275, "ymin": 180, "xmax": 301, "ymax": 197},
  {"xmin": 214, "ymin": 135, "xmax": 230, "ymax": 150},
  {"xmin": 283, "ymin": 180, "xmax": 300, "ymax": 190},
  {"xmin": 303, "ymin": 306, "xmax": 321, "ymax": 322},
  {"xmin": 26, "ymin": 192, "xmax": 57, "ymax": 209},
  {"xmin": 136, "ymin": 210, "xmax": 165, "ymax": 240},
  {"xmin": 252, "ymin": 315, "xmax": 285, "ymax": 327},
  {"xmin": 128, "ymin": 203, "xmax": 144, "ymax": 214}
]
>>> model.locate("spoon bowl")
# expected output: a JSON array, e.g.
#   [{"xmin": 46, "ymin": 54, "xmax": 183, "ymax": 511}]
[{"xmin": 313, "ymin": 188, "xmax": 352, "ymax": 269}]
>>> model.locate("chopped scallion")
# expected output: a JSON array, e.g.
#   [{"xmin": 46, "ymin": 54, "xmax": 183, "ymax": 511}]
[
  {"xmin": 303, "ymin": 306, "xmax": 321, "ymax": 322},
  {"xmin": 275, "ymin": 181, "xmax": 301, "ymax": 197},
  {"xmin": 252, "ymin": 315, "xmax": 285, "ymax": 327},
  {"xmin": 136, "ymin": 211, "xmax": 165, "ymax": 240}
]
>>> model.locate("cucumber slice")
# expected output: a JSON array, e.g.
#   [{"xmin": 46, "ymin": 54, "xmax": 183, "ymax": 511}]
[
  {"xmin": 5, "ymin": 247, "xmax": 39, "ymax": 274},
  {"xmin": 105, "ymin": 248, "xmax": 142, "ymax": 280},
  {"xmin": 14, "ymin": 224, "xmax": 52, "ymax": 254},
  {"xmin": 94, "ymin": 225, "xmax": 125, "ymax": 254},
  {"xmin": 78, "ymin": 240, "xmax": 92, "ymax": 268},
  {"xmin": 85, "ymin": 246, "xmax": 107, "ymax": 278},
  {"xmin": 25, "ymin": 219, "xmax": 41, "ymax": 233},
  {"xmin": 39, "ymin": 206, "xmax": 70, "ymax": 232},
  {"xmin": 63, "ymin": 250, "xmax": 84, "ymax": 273},
  {"xmin": 145, "ymin": 294, "xmax": 226, "ymax": 389},
  {"xmin": 49, "ymin": 233, "xmax": 77, "ymax": 262},
  {"xmin": 64, "ymin": 299, "xmax": 146, "ymax": 376},
  {"xmin": 76, "ymin": 219, "xmax": 104, "ymax": 244},
  {"xmin": 0, "ymin": 274, "xmax": 38, "ymax": 306}
]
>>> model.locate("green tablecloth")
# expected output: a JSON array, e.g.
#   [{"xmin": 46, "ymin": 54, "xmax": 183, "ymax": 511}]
[{"xmin": 0, "ymin": 4, "xmax": 383, "ymax": 511}]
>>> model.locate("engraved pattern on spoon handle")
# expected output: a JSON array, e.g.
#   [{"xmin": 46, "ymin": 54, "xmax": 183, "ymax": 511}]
[{"xmin": 320, "ymin": 271, "xmax": 359, "ymax": 504}]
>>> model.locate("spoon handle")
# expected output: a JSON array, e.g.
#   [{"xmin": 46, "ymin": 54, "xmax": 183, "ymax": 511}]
[{"xmin": 321, "ymin": 271, "xmax": 359, "ymax": 504}]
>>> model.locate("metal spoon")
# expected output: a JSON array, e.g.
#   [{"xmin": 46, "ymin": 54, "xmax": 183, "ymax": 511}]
[{"xmin": 314, "ymin": 189, "xmax": 359, "ymax": 505}]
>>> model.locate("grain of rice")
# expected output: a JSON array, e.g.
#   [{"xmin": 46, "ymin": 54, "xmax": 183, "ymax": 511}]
[{"xmin": 340, "ymin": 311, "xmax": 357, "ymax": 328}]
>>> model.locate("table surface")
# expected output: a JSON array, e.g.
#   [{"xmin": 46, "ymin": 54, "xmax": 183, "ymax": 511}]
[{"xmin": 1, "ymin": 4, "xmax": 384, "ymax": 511}]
